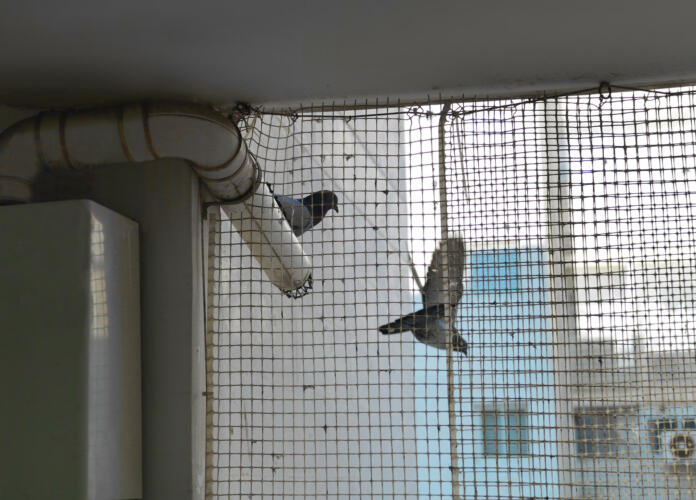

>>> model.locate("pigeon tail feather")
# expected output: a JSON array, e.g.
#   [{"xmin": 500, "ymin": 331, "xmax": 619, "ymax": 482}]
[{"xmin": 378, "ymin": 304, "xmax": 445, "ymax": 335}]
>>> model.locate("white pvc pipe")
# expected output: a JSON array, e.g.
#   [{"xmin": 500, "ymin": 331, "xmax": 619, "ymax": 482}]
[
  {"xmin": 0, "ymin": 102, "xmax": 259, "ymax": 202},
  {"xmin": 0, "ymin": 102, "xmax": 311, "ymax": 294},
  {"xmin": 223, "ymin": 182, "xmax": 312, "ymax": 295}
]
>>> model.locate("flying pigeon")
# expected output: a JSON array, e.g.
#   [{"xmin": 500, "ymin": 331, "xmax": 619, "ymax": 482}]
[
  {"xmin": 269, "ymin": 184, "xmax": 339, "ymax": 236},
  {"xmin": 378, "ymin": 237, "xmax": 468, "ymax": 354}
]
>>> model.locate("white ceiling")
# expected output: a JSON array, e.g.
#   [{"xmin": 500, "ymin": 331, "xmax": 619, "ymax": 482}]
[{"xmin": 1, "ymin": 1, "xmax": 696, "ymax": 110}]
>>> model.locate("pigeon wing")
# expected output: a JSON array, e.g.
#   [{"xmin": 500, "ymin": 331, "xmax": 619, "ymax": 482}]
[
  {"xmin": 274, "ymin": 195, "xmax": 313, "ymax": 236},
  {"xmin": 421, "ymin": 237, "xmax": 466, "ymax": 308}
]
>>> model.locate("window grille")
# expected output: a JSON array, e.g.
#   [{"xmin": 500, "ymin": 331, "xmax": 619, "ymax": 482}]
[{"xmin": 205, "ymin": 85, "xmax": 696, "ymax": 499}]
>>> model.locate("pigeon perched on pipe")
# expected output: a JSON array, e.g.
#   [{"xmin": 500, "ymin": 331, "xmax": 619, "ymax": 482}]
[
  {"xmin": 268, "ymin": 184, "xmax": 339, "ymax": 236},
  {"xmin": 379, "ymin": 237, "xmax": 468, "ymax": 354}
]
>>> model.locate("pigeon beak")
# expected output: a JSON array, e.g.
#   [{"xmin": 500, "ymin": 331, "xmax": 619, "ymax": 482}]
[{"xmin": 334, "ymin": 204, "xmax": 339, "ymax": 213}]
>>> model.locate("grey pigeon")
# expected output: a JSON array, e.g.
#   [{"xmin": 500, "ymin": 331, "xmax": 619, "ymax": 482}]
[
  {"xmin": 378, "ymin": 237, "xmax": 468, "ymax": 354},
  {"xmin": 269, "ymin": 184, "xmax": 339, "ymax": 236}
]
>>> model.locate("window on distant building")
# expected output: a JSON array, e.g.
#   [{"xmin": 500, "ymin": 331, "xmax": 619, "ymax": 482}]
[
  {"xmin": 574, "ymin": 406, "xmax": 640, "ymax": 458},
  {"xmin": 649, "ymin": 418, "xmax": 678, "ymax": 453},
  {"xmin": 574, "ymin": 409, "xmax": 617, "ymax": 457},
  {"xmin": 481, "ymin": 406, "xmax": 529, "ymax": 456}
]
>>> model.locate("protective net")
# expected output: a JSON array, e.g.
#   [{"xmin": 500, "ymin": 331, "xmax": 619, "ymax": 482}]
[{"xmin": 205, "ymin": 85, "xmax": 696, "ymax": 499}]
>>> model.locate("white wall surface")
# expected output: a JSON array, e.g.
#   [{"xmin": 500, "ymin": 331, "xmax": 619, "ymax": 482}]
[{"xmin": 208, "ymin": 112, "xmax": 421, "ymax": 497}]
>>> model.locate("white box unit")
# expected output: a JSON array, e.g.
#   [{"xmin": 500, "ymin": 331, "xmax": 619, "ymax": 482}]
[{"xmin": 0, "ymin": 200, "xmax": 141, "ymax": 500}]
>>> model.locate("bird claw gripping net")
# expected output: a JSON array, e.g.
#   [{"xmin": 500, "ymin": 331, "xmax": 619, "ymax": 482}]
[{"xmin": 281, "ymin": 273, "xmax": 313, "ymax": 299}]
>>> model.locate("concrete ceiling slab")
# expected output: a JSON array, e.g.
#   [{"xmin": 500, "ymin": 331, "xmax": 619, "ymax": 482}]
[{"xmin": 1, "ymin": 1, "xmax": 696, "ymax": 109}]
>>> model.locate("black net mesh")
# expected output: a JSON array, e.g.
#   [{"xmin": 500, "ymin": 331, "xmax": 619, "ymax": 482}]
[{"xmin": 206, "ymin": 86, "xmax": 696, "ymax": 499}]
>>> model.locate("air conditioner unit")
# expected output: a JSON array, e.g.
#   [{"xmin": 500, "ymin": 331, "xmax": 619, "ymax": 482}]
[{"xmin": 657, "ymin": 420, "xmax": 696, "ymax": 474}]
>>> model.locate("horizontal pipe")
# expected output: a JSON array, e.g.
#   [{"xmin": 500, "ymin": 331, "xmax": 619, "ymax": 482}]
[
  {"xmin": 0, "ymin": 102, "xmax": 311, "ymax": 294},
  {"xmin": 0, "ymin": 102, "xmax": 260, "ymax": 202}
]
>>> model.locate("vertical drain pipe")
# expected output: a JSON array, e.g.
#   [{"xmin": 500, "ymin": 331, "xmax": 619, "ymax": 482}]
[{"xmin": 0, "ymin": 102, "xmax": 312, "ymax": 295}]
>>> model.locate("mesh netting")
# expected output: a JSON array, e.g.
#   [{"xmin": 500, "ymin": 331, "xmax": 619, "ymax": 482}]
[{"xmin": 205, "ymin": 86, "xmax": 696, "ymax": 499}]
